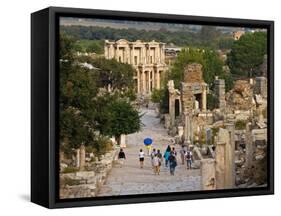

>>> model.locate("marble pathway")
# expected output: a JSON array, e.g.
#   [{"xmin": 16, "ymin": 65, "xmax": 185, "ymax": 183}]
[{"xmin": 97, "ymin": 108, "xmax": 201, "ymax": 197}]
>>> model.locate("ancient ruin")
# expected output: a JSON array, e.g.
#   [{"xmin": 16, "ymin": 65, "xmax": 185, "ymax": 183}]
[
  {"xmin": 164, "ymin": 61, "xmax": 268, "ymax": 190},
  {"xmin": 104, "ymin": 39, "xmax": 168, "ymax": 95}
]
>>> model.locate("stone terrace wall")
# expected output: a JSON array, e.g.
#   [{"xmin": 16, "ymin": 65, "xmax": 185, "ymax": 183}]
[{"xmin": 60, "ymin": 149, "xmax": 118, "ymax": 199}]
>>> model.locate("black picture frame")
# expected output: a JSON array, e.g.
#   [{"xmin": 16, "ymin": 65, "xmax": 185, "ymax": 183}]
[{"xmin": 31, "ymin": 6, "xmax": 274, "ymax": 209}]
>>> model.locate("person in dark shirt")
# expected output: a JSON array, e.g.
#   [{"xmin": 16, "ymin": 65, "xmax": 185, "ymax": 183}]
[{"xmin": 118, "ymin": 148, "xmax": 126, "ymax": 167}]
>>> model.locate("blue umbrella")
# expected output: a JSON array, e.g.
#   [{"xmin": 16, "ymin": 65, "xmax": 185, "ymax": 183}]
[{"xmin": 144, "ymin": 138, "xmax": 153, "ymax": 145}]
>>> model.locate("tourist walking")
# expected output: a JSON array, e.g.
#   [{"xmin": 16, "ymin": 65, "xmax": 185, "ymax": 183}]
[
  {"xmin": 164, "ymin": 145, "xmax": 171, "ymax": 167},
  {"xmin": 139, "ymin": 149, "xmax": 145, "ymax": 168},
  {"xmin": 171, "ymin": 147, "xmax": 177, "ymax": 157},
  {"xmin": 151, "ymin": 148, "xmax": 157, "ymax": 169},
  {"xmin": 152, "ymin": 154, "xmax": 161, "ymax": 175},
  {"xmin": 180, "ymin": 145, "xmax": 186, "ymax": 165},
  {"xmin": 168, "ymin": 153, "xmax": 177, "ymax": 175},
  {"xmin": 156, "ymin": 149, "xmax": 162, "ymax": 159},
  {"xmin": 185, "ymin": 150, "xmax": 193, "ymax": 169},
  {"xmin": 118, "ymin": 148, "xmax": 126, "ymax": 168}
]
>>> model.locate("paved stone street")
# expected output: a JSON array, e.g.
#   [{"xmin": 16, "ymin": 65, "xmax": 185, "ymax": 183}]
[{"xmin": 97, "ymin": 108, "xmax": 201, "ymax": 197}]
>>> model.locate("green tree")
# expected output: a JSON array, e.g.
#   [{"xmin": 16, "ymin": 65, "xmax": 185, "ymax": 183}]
[
  {"xmin": 227, "ymin": 32, "xmax": 267, "ymax": 77},
  {"xmin": 59, "ymin": 33, "xmax": 99, "ymax": 152},
  {"xmin": 169, "ymin": 48, "xmax": 224, "ymax": 89},
  {"xmin": 94, "ymin": 95, "xmax": 142, "ymax": 145}
]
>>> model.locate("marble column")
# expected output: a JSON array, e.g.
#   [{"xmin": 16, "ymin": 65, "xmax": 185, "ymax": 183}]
[
  {"xmin": 115, "ymin": 45, "xmax": 119, "ymax": 61},
  {"xmin": 156, "ymin": 70, "xmax": 160, "ymax": 89},
  {"xmin": 148, "ymin": 71, "xmax": 151, "ymax": 93},
  {"xmin": 201, "ymin": 159, "xmax": 216, "ymax": 190},
  {"xmin": 169, "ymin": 94, "xmax": 175, "ymax": 127},
  {"xmin": 76, "ymin": 148, "xmax": 80, "ymax": 168},
  {"xmin": 142, "ymin": 71, "xmax": 146, "ymax": 93},
  {"xmin": 79, "ymin": 144, "xmax": 85, "ymax": 171},
  {"xmin": 152, "ymin": 69, "xmax": 155, "ymax": 89},
  {"xmin": 130, "ymin": 45, "xmax": 134, "ymax": 65},
  {"xmin": 215, "ymin": 140, "xmax": 226, "ymax": 189},
  {"xmin": 184, "ymin": 111, "xmax": 191, "ymax": 143},
  {"xmin": 202, "ymin": 86, "xmax": 207, "ymax": 111},
  {"xmin": 137, "ymin": 69, "xmax": 140, "ymax": 94},
  {"xmin": 245, "ymin": 122, "xmax": 253, "ymax": 169},
  {"xmin": 224, "ymin": 123, "xmax": 235, "ymax": 188}
]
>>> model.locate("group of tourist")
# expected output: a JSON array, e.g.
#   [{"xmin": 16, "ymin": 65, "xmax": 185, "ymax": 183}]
[{"xmin": 117, "ymin": 144, "xmax": 194, "ymax": 176}]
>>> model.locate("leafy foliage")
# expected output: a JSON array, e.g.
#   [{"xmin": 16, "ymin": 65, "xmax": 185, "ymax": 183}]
[
  {"xmin": 59, "ymin": 33, "xmax": 141, "ymax": 153},
  {"xmin": 169, "ymin": 48, "xmax": 225, "ymax": 89},
  {"xmin": 61, "ymin": 25, "xmax": 234, "ymax": 50},
  {"xmin": 73, "ymin": 39, "xmax": 104, "ymax": 54},
  {"xmin": 227, "ymin": 32, "xmax": 267, "ymax": 78},
  {"xmin": 93, "ymin": 94, "xmax": 142, "ymax": 143}
]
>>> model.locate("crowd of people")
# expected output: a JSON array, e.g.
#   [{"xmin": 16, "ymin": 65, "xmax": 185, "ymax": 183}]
[{"xmin": 117, "ymin": 143, "xmax": 194, "ymax": 176}]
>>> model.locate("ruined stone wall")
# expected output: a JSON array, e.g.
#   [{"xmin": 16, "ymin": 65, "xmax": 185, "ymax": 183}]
[{"xmin": 60, "ymin": 149, "xmax": 118, "ymax": 198}]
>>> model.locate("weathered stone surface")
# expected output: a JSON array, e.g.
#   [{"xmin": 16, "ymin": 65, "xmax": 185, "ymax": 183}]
[
  {"xmin": 201, "ymin": 159, "xmax": 216, "ymax": 190},
  {"xmin": 59, "ymin": 148, "xmax": 118, "ymax": 199},
  {"xmin": 183, "ymin": 63, "xmax": 204, "ymax": 83},
  {"xmin": 226, "ymin": 80, "xmax": 255, "ymax": 111}
]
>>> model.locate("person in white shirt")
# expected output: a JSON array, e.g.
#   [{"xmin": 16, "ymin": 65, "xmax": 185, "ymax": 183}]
[{"xmin": 139, "ymin": 149, "xmax": 145, "ymax": 168}]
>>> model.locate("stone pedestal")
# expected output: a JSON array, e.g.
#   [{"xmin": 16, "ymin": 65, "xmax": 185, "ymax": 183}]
[
  {"xmin": 178, "ymin": 126, "xmax": 184, "ymax": 138},
  {"xmin": 201, "ymin": 159, "xmax": 216, "ymax": 190},
  {"xmin": 120, "ymin": 134, "xmax": 127, "ymax": 148}
]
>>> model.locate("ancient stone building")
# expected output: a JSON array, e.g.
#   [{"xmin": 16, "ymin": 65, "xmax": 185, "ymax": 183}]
[
  {"xmin": 180, "ymin": 63, "xmax": 208, "ymax": 113},
  {"xmin": 104, "ymin": 39, "xmax": 168, "ymax": 95},
  {"xmin": 166, "ymin": 63, "xmax": 208, "ymax": 144}
]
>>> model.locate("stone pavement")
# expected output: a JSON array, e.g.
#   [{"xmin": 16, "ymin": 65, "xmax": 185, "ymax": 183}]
[{"xmin": 97, "ymin": 108, "xmax": 201, "ymax": 197}]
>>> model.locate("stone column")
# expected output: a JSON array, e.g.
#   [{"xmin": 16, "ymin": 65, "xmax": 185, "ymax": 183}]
[
  {"xmin": 245, "ymin": 122, "xmax": 253, "ymax": 169},
  {"xmin": 142, "ymin": 71, "xmax": 146, "ymax": 93},
  {"xmin": 202, "ymin": 86, "xmax": 207, "ymax": 111},
  {"xmin": 130, "ymin": 45, "xmax": 134, "ymax": 65},
  {"xmin": 156, "ymin": 46, "xmax": 160, "ymax": 63},
  {"xmin": 125, "ymin": 46, "xmax": 130, "ymax": 63},
  {"xmin": 161, "ymin": 45, "xmax": 165, "ymax": 63},
  {"xmin": 137, "ymin": 69, "xmax": 140, "ymax": 94},
  {"xmin": 148, "ymin": 71, "xmax": 151, "ymax": 93},
  {"xmin": 79, "ymin": 144, "xmax": 85, "ymax": 171},
  {"xmin": 156, "ymin": 70, "xmax": 160, "ymax": 89},
  {"xmin": 169, "ymin": 93, "xmax": 175, "ymax": 127},
  {"xmin": 152, "ymin": 69, "xmax": 155, "ymax": 89},
  {"xmin": 214, "ymin": 78, "xmax": 226, "ymax": 110},
  {"xmin": 225, "ymin": 123, "xmax": 235, "ymax": 188},
  {"xmin": 215, "ymin": 140, "xmax": 226, "ymax": 189},
  {"xmin": 76, "ymin": 148, "xmax": 80, "ymax": 168},
  {"xmin": 183, "ymin": 111, "xmax": 191, "ymax": 143},
  {"xmin": 201, "ymin": 159, "xmax": 216, "ymax": 190},
  {"xmin": 115, "ymin": 45, "xmax": 119, "ymax": 61},
  {"xmin": 120, "ymin": 134, "xmax": 126, "ymax": 148}
]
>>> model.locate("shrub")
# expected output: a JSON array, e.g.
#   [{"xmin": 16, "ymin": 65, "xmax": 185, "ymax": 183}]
[{"xmin": 235, "ymin": 120, "xmax": 247, "ymax": 130}]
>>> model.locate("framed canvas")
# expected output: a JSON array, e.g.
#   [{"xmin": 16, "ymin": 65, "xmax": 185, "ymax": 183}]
[{"xmin": 31, "ymin": 6, "xmax": 274, "ymax": 208}]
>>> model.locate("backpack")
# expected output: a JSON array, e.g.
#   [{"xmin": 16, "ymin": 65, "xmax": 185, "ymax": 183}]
[{"xmin": 186, "ymin": 152, "xmax": 191, "ymax": 160}]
